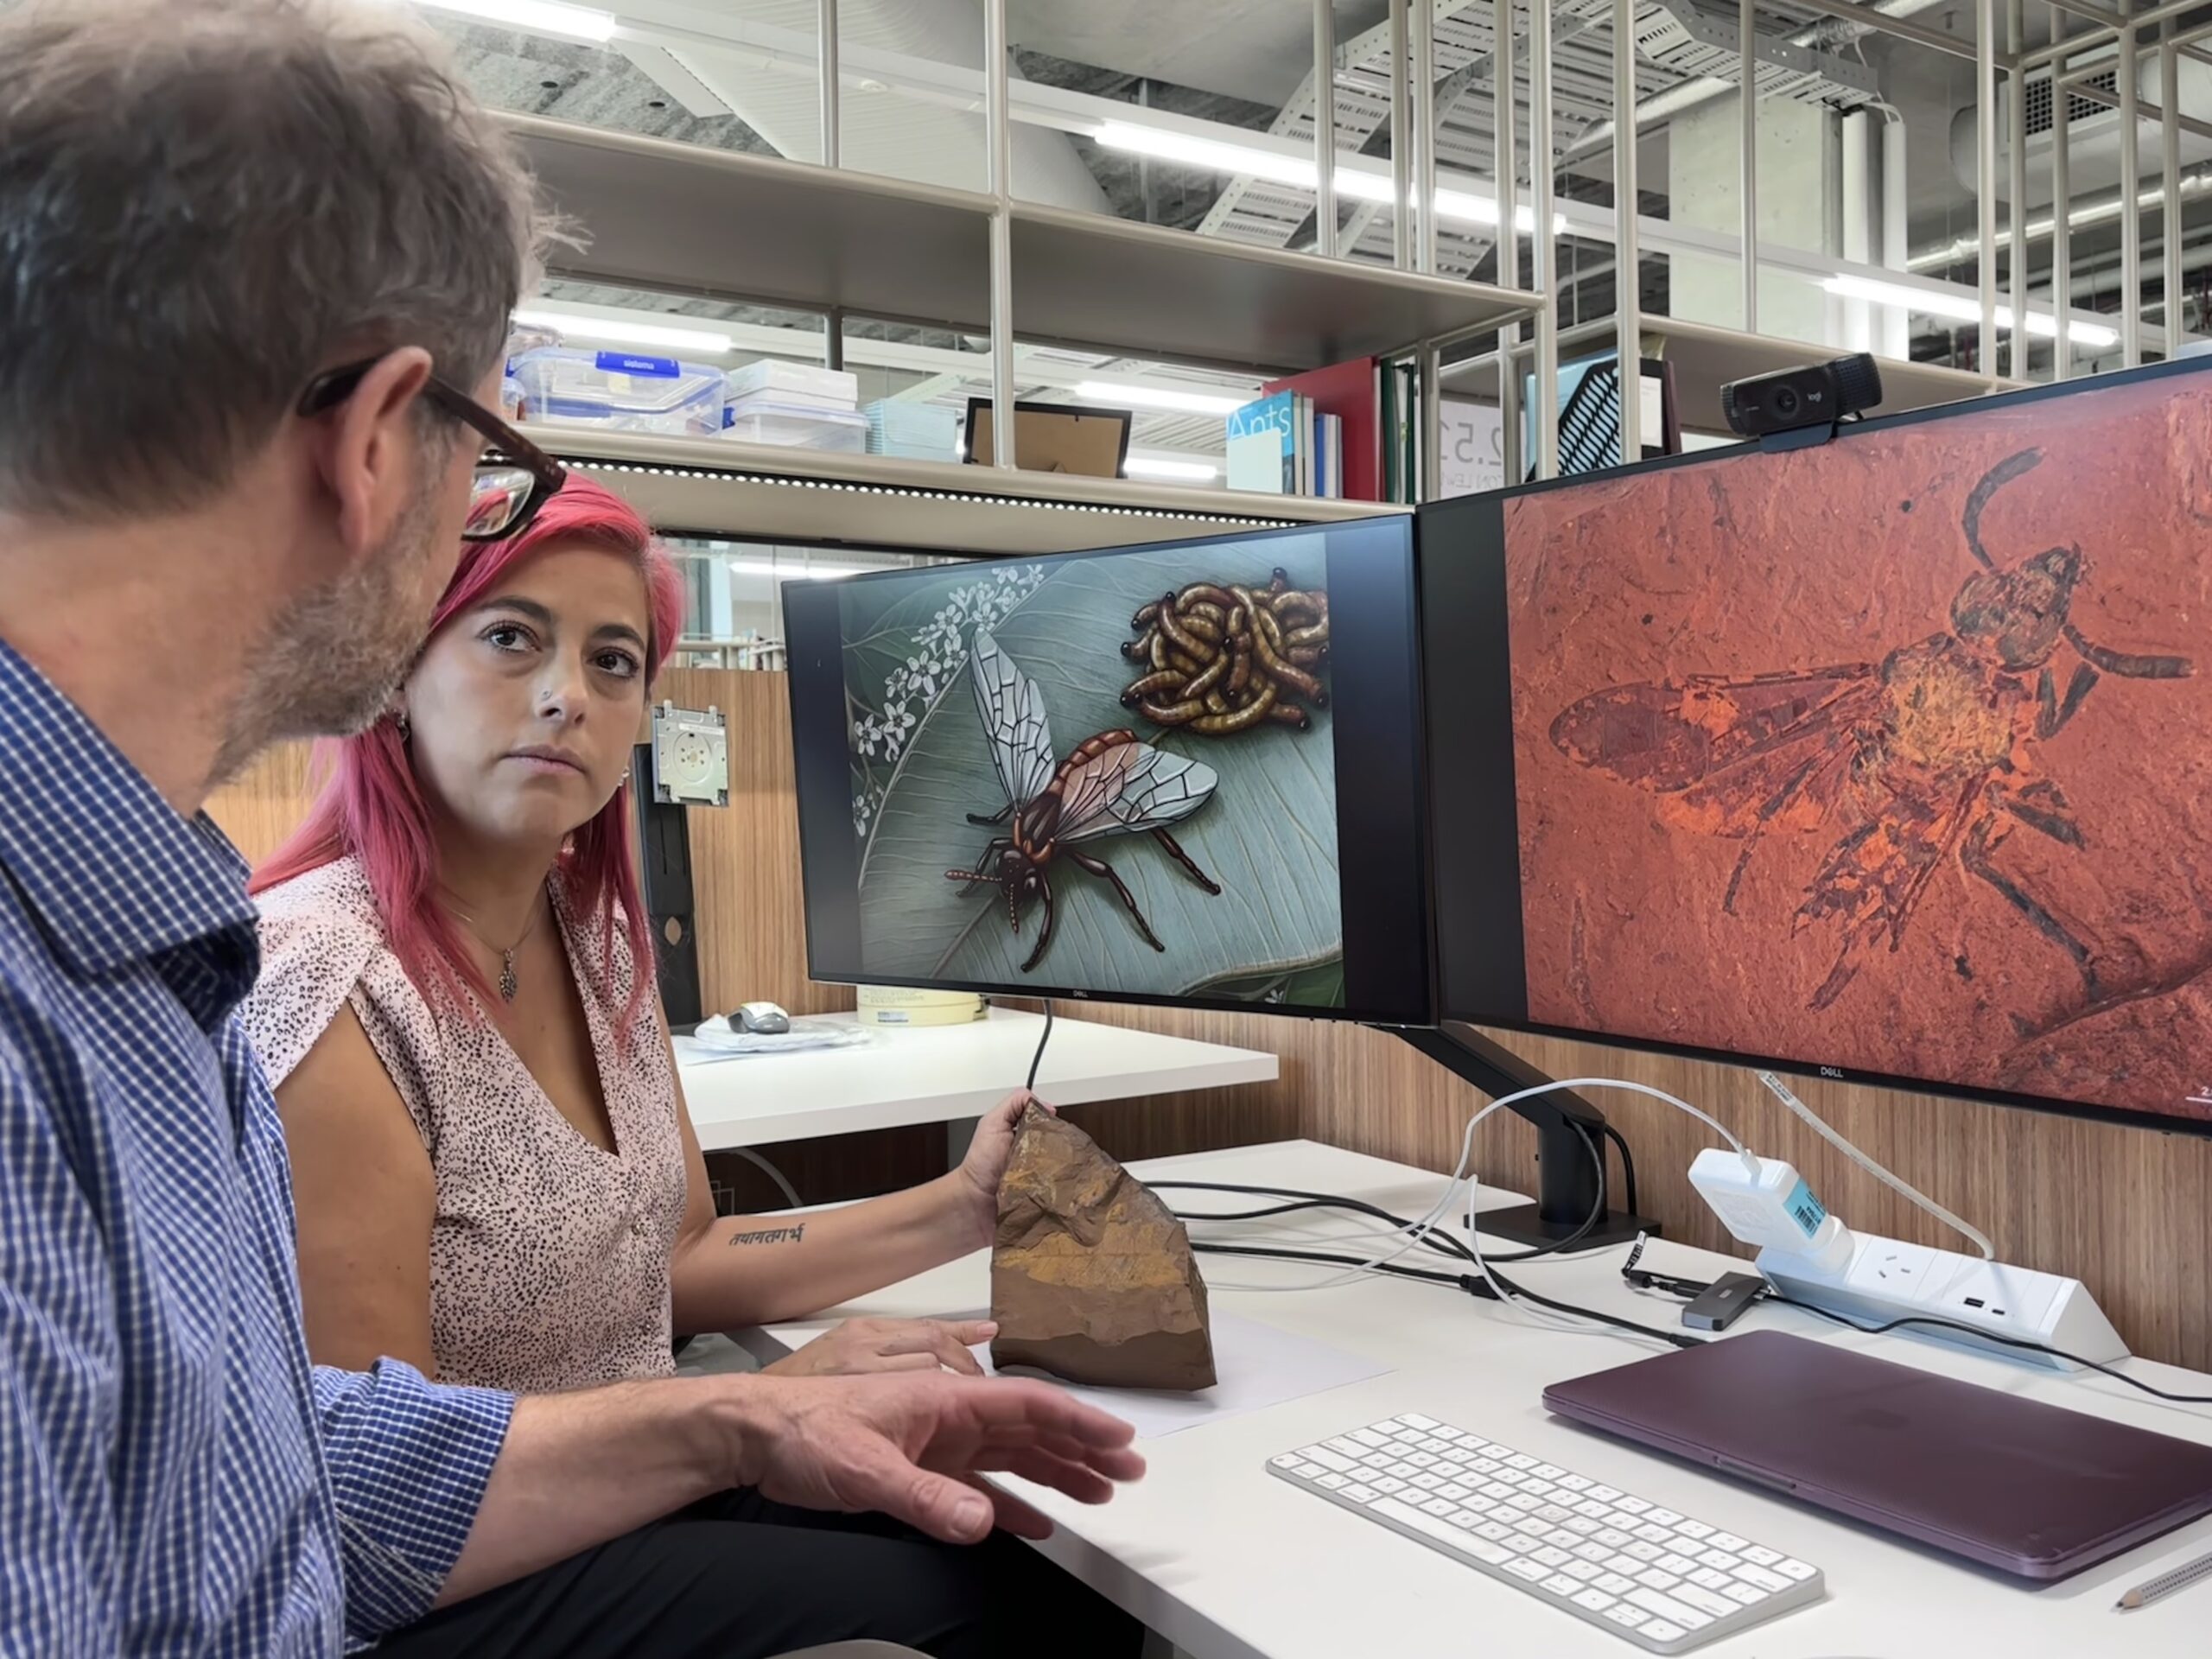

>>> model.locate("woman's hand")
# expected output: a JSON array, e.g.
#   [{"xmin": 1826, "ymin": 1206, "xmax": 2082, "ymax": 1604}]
[
  {"xmin": 956, "ymin": 1090, "xmax": 1052, "ymax": 1243},
  {"xmin": 764, "ymin": 1316, "xmax": 998, "ymax": 1378}
]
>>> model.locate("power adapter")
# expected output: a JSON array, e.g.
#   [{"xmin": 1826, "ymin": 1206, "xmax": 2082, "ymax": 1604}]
[{"xmin": 1688, "ymin": 1148, "xmax": 1853, "ymax": 1274}]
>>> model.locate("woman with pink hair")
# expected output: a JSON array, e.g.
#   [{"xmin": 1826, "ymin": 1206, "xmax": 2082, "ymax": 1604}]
[
  {"xmin": 241, "ymin": 475, "xmax": 1121, "ymax": 1655},
  {"xmin": 247, "ymin": 472, "xmax": 1037, "ymax": 1386}
]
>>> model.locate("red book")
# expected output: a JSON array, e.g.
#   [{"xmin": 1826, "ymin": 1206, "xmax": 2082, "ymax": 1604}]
[{"xmin": 1261, "ymin": 357, "xmax": 1380, "ymax": 502}]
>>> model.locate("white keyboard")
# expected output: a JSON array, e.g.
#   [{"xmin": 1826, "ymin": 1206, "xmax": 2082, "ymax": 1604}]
[{"xmin": 1268, "ymin": 1414, "xmax": 1823, "ymax": 1654}]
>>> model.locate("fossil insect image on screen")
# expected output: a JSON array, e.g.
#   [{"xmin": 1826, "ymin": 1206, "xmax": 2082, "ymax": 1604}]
[
  {"xmin": 840, "ymin": 541, "xmax": 1346, "ymax": 1006},
  {"xmin": 1505, "ymin": 372, "xmax": 2212, "ymax": 1122}
]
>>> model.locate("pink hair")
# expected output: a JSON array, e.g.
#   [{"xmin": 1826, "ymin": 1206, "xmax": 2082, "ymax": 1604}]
[{"xmin": 253, "ymin": 475, "xmax": 688, "ymax": 1046}]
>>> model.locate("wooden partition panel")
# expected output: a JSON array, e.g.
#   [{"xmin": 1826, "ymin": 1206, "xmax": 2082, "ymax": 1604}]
[{"xmin": 207, "ymin": 671, "xmax": 2212, "ymax": 1369}]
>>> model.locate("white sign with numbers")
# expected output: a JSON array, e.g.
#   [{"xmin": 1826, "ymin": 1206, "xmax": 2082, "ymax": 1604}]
[{"xmin": 1439, "ymin": 397, "xmax": 1507, "ymax": 498}]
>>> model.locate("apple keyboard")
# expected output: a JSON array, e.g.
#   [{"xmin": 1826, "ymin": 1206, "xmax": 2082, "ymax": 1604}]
[{"xmin": 1268, "ymin": 1414, "xmax": 1823, "ymax": 1653}]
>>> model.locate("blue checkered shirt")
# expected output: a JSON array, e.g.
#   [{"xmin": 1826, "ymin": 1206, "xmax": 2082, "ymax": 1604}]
[{"xmin": 0, "ymin": 639, "xmax": 516, "ymax": 1655}]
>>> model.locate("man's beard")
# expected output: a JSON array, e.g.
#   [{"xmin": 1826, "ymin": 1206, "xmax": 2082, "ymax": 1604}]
[{"xmin": 209, "ymin": 487, "xmax": 447, "ymax": 786}]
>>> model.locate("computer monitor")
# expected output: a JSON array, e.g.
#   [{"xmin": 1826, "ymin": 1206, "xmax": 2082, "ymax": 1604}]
[
  {"xmin": 783, "ymin": 518, "xmax": 1431, "ymax": 1023},
  {"xmin": 1421, "ymin": 355, "xmax": 2212, "ymax": 1134}
]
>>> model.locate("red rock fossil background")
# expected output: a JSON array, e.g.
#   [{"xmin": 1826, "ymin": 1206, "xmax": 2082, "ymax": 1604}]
[{"xmin": 1504, "ymin": 373, "xmax": 2212, "ymax": 1123}]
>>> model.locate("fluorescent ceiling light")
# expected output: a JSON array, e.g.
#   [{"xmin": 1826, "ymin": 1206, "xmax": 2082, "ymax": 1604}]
[
  {"xmin": 1822, "ymin": 275, "xmax": 2120, "ymax": 350},
  {"xmin": 1124, "ymin": 454, "xmax": 1222, "ymax": 480},
  {"xmin": 1073, "ymin": 378, "xmax": 1249, "ymax": 416},
  {"xmin": 513, "ymin": 306, "xmax": 736, "ymax": 356},
  {"xmin": 415, "ymin": 0, "xmax": 619, "ymax": 43},
  {"xmin": 1093, "ymin": 120, "xmax": 1565, "ymax": 238}
]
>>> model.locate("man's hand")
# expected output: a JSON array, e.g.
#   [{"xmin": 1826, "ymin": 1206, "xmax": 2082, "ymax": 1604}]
[
  {"xmin": 765, "ymin": 1316, "xmax": 996, "ymax": 1377},
  {"xmin": 955, "ymin": 1090, "xmax": 1049, "ymax": 1245},
  {"xmin": 726, "ymin": 1370, "xmax": 1144, "ymax": 1544}
]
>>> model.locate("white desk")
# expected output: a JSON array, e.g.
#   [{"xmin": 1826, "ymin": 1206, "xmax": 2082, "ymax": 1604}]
[
  {"xmin": 674, "ymin": 1009, "xmax": 1278, "ymax": 1151},
  {"xmin": 763, "ymin": 1138, "xmax": 2212, "ymax": 1659}
]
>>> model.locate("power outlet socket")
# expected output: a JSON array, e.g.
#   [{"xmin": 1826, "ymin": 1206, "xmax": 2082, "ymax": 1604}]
[
  {"xmin": 1758, "ymin": 1232, "xmax": 2126, "ymax": 1370},
  {"xmin": 1845, "ymin": 1239, "xmax": 1936, "ymax": 1296}
]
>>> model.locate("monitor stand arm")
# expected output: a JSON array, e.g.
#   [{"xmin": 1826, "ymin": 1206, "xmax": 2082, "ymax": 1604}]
[{"xmin": 1391, "ymin": 1022, "xmax": 1660, "ymax": 1252}]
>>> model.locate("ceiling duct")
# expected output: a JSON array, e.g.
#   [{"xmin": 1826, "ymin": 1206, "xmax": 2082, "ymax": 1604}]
[{"xmin": 1949, "ymin": 44, "xmax": 2212, "ymax": 203}]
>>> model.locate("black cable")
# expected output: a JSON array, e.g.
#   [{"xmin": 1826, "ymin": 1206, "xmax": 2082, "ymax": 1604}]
[
  {"xmin": 1025, "ymin": 999, "xmax": 1053, "ymax": 1094},
  {"xmin": 1616, "ymin": 1256, "xmax": 2212, "ymax": 1407},
  {"xmin": 1775, "ymin": 1295, "xmax": 2212, "ymax": 1406},
  {"xmin": 1188, "ymin": 1241, "xmax": 1702, "ymax": 1349},
  {"xmin": 1163, "ymin": 1181, "xmax": 1698, "ymax": 1346},
  {"xmin": 1156, "ymin": 1167, "xmax": 1611, "ymax": 1267},
  {"xmin": 1600, "ymin": 1123, "xmax": 1640, "ymax": 1217},
  {"xmin": 1191, "ymin": 1242, "xmax": 1477, "ymax": 1291}
]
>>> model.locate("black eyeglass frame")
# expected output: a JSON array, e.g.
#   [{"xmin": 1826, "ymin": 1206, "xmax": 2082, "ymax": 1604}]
[{"xmin": 297, "ymin": 356, "xmax": 568, "ymax": 541}]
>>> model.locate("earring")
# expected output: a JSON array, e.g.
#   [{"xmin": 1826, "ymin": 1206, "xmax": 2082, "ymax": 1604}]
[
  {"xmin": 619, "ymin": 767, "xmax": 631, "ymax": 784},
  {"xmin": 394, "ymin": 710, "xmax": 410, "ymax": 738}
]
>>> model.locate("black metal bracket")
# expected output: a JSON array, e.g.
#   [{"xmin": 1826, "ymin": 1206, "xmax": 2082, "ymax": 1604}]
[
  {"xmin": 1758, "ymin": 420, "xmax": 1843, "ymax": 454},
  {"xmin": 1390, "ymin": 1021, "xmax": 1660, "ymax": 1252}
]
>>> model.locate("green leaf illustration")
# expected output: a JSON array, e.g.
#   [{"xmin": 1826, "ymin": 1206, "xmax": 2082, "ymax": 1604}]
[{"xmin": 849, "ymin": 538, "xmax": 1344, "ymax": 999}]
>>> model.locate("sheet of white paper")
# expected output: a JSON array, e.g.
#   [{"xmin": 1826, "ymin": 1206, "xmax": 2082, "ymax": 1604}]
[
  {"xmin": 974, "ymin": 1311, "xmax": 1391, "ymax": 1440},
  {"xmin": 671, "ymin": 1034, "xmax": 747, "ymax": 1066}
]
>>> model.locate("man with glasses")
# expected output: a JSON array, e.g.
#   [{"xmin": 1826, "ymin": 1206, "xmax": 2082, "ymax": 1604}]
[{"xmin": 0, "ymin": 3, "xmax": 1141, "ymax": 1656}]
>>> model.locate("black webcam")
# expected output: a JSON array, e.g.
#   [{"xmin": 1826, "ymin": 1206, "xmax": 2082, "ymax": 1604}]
[{"xmin": 1720, "ymin": 352, "xmax": 1884, "ymax": 440}]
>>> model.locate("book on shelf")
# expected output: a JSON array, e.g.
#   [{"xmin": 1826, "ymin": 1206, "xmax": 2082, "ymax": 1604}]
[
  {"xmin": 1260, "ymin": 357, "xmax": 1380, "ymax": 501},
  {"xmin": 1225, "ymin": 390, "xmax": 1300, "ymax": 493}
]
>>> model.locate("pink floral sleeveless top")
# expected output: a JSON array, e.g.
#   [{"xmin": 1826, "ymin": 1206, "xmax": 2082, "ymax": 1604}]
[{"xmin": 242, "ymin": 856, "xmax": 686, "ymax": 1393}]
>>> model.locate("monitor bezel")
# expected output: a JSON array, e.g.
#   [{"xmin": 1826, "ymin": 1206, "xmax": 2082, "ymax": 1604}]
[
  {"xmin": 1417, "ymin": 350, "xmax": 2212, "ymax": 1141},
  {"xmin": 783, "ymin": 514, "xmax": 1439, "ymax": 1027}
]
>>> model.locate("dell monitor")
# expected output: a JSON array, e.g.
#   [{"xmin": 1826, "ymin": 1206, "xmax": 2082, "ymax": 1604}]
[
  {"xmin": 1420, "ymin": 354, "xmax": 2212, "ymax": 1135},
  {"xmin": 783, "ymin": 518, "xmax": 1432, "ymax": 1024}
]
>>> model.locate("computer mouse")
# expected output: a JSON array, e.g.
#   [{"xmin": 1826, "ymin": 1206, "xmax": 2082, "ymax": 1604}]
[{"xmin": 733, "ymin": 1001, "xmax": 790, "ymax": 1035}]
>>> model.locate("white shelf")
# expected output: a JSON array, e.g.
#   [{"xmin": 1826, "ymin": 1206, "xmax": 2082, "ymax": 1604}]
[
  {"xmin": 1444, "ymin": 315, "xmax": 2013, "ymax": 433},
  {"xmin": 505, "ymin": 115, "xmax": 1541, "ymax": 374},
  {"xmin": 529, "ymin": 428, "xmax": 1400, "ymax": 556}
]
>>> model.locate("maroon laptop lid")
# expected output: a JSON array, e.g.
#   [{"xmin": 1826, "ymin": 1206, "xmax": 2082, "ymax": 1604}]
[{"xmin": 1541, "ymin": 1329, "xmax": 2212, "ymax": 1580}]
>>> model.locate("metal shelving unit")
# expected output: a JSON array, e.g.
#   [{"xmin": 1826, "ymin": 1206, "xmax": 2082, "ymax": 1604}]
[
  {"xmin": 506, "ymin": 113, "xmax": 1541, "ymax": 378},
  {"xmin": 503, "ymin": 0, "xmax": 2171, "ymax": 518},
  {"xmin": 527, "ymin": 429, "xmax": 1401, "ymax": 556},
  {"xmin": 1444, "ymin": 315, "xmax": 2013, "ymax": 435}
]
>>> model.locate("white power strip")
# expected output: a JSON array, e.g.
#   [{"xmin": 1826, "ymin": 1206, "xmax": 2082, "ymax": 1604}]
[
  {"xmin": 1756, "ymin": 1234, "xmax": 2128, "ymax": 1370},
  {"xmin": 1686, "ymin": 1147, "xmax": 2126, "ymax": 1372}
]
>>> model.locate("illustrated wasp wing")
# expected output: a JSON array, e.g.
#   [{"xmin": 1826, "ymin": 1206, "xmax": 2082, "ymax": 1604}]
[
  {"xmin": 969, "ymin": 628, "xmax": 1055, "ymax": 808},
  {"xmin": 1552, "ymin": 664, "xmax": 1885, "ymax": 838},
  {"xmin": 1057, "ymin": 741, "xmax": 1219, "ymax": 842}
]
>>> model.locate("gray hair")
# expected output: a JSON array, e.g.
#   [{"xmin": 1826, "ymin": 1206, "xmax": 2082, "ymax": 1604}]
[{"xmin": 0, "ymin": 0, "xmax": 546, "ymax": 520}]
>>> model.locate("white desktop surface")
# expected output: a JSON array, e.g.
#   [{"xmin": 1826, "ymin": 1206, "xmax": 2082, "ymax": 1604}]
[
  {"xmin": 674, "ymin": 1009, "xmax": 1278, "ymax": 1150},
  {"xmin": 760, "ymin": 1139, "xmax": 2212, "ymax": 1659}
]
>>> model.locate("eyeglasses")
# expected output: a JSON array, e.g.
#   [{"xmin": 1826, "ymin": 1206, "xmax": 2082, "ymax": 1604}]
[{"xmin": 297, "ymin": 357, "xmax": 568, "ymax": 542}]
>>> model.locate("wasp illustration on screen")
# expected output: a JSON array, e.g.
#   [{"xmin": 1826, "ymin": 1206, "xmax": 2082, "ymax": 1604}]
[{"xmin": 946, "ymin": 630, "xmax": 1223, "ymax": 973}]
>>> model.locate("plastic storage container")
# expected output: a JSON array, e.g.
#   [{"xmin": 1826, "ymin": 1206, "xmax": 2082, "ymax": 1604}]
[
  {"xmin": 863, "ymin": 398, "xmax": 959, "ymax": 461},
  {"xmin": 512, "ymin": 346, "xmax": 725, "ymax": 437},
  {"xmin": 723, "ymin": 359, "xmax": 857, "ymax": 410},
  {"xmin": 721, "ymin": 402, "xmax": 869, "ymax": 452}
]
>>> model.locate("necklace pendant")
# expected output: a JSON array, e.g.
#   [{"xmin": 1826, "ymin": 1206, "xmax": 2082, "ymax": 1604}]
[{"xmin": 499, "ymin": 950, "xmax": 518, "ymax": 1003}]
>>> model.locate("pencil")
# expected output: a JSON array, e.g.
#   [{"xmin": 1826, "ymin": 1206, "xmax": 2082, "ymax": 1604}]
[{"xmin": 2117, "ymin": 1548, "xmax": 2212, "ymax": 1611}]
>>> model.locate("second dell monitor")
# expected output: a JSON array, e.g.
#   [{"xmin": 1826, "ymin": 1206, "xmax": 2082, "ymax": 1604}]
[
  {"xmin": 784, "ymin": 517, "xmax": 1431, "ymax": 1023},
  {"xmin": 1422, "ymin": 359, "xmax": 2212, "ymax": 1131}
]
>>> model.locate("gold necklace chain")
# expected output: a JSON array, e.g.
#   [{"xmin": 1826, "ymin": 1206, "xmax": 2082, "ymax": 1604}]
[{"xmin": 441, "ymin": 893, "xmax": 548, "ymax": 1004}]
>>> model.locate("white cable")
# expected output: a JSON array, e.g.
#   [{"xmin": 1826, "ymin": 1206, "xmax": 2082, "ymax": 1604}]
[
  {"xmin": 1193, "ymin": 1078, "xmax": 1761, "ymax": 1296},
  {"xmin": 1754, "ymin": 1070, "xmax": 1994, "ymax": 1260},
  {"xmin": 728, "ymin": 1146, "xmax": 803, "ymax": 1212}
]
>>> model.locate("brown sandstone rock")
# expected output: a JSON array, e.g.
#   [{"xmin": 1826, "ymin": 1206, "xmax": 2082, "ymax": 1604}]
[{"xmin": 989, "ymin": 1104, "xmax": 1217, "ymax": 1391}]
